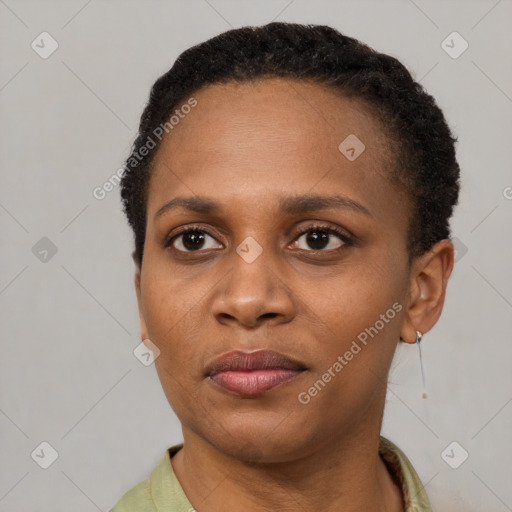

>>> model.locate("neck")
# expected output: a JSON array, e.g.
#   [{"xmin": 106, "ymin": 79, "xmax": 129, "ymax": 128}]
[{"xmin": 171, "ymin": 422, "xmax": 404, "ymax": 512}]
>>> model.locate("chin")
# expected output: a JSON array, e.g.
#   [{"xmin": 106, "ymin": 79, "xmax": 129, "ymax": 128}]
[{"xmin": 199, "ymin": 414, "xmax": 320, "ymax": 464}]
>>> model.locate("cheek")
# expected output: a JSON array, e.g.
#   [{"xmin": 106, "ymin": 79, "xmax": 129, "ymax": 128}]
[
  {"xmin": 303, "ymin": 262, "xmax": 404, "ymax": 336},
  {"xmin": 142, "ymin": 274, "xmax": 203, "ymax": 418},
  {"xmin": 300, "ymin": 265, "xmax": 404, "ymax": 392},
  {"xmin": 140, "ymin": 269, "xmax": 199, "ymax": 368},
  {"xmin": 295, "ymin": 297, "xmax": 400, "ymax": 436}
]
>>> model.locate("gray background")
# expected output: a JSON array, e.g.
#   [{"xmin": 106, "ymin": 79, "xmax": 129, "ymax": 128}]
[{"xmin": 1, "ymin": 0, "xmax": 511, "ymax": 510}]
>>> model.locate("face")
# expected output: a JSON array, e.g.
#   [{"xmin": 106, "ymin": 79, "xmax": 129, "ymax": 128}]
[{"xmin": 136, "ymin": 78, "xmax": 415, "ymax": 463}]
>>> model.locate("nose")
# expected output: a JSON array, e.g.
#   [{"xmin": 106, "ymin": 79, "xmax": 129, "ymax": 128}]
[{"xmin": 211, "ymin": 250, "xmax": 296, "ymax": 329}]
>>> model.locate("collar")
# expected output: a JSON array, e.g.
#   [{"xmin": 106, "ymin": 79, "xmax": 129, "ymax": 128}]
[{"xmin": 146, "ymin": 436, "xmax": 431, "ymax": 511}]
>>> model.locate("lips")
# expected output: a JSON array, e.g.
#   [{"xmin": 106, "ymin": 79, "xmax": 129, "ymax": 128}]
[{"xmin": 205, "ymin": 349, "xmax": 306, "ymax": 396}]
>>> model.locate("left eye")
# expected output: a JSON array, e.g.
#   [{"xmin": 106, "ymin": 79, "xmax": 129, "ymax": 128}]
[{"xmin": 291, "ymin": 226, "xmax": 351, "ymax": 251}]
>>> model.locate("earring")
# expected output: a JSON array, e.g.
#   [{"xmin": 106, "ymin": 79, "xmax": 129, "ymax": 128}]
[{"xmin": 415, "ymin": 331, "xmax": 428, "ymax": 399}]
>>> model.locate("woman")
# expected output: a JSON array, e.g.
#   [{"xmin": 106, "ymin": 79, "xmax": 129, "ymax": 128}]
[{"xmin": 112, "ymin": 22, "xmax": 459, "ymax": 511}]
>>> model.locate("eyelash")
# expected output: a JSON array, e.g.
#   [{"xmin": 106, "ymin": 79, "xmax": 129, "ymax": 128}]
[{"xmin": 164, "ymin": 223, "xmax": 354, "ymax": 253}]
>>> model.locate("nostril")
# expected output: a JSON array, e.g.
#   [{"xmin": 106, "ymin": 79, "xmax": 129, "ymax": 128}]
[{"xmin": 218, "ymin": 313, "xmax": 236, "ymax": 321}]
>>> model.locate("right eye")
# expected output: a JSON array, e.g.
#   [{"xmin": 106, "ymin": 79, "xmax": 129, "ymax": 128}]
[{"xmin": 166, "ymin": 227, "xmax": 223, "ymax": 253}]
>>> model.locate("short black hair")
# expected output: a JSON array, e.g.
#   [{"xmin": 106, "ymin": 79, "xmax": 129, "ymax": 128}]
[{"xmin": 120, "ymin": 22, "xmax": 460, "ymax": 263}]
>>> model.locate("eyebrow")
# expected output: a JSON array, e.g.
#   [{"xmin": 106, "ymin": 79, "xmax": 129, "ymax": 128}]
[{"xmin": 154, "ymin": 193, "xmax": 372, "ymax": 220}]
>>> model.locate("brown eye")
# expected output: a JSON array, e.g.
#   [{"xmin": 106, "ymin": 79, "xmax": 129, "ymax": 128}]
[
  {"xmin": 169, "ymin": 229, "xmax": 222, "ymax": 252},
  {"xmin": 291, "ymin": 225, "xmax": 353, "ymax": 252}
]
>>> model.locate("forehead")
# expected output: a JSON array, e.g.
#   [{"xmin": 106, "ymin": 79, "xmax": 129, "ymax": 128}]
[
  {"xmin": 147, "ymin": 77, "xmax": 404, "ymax": 222},
  {"xmin": 157, "ymin": 77, "xmax": 390, "ymax": 160}
]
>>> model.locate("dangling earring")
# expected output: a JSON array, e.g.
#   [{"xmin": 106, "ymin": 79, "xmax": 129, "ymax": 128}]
[{"xmin": 415, "ymin": 331, "xmax": 428, "ymax": 399}]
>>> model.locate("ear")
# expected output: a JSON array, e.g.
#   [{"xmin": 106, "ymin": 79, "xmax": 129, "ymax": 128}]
[
  {"xmin": 133, "ymin": 251, "xmax": 149, "ymax": 342},
  {"xmin": 400, "ymin": 239, "xmax": 455, "ymax": 344}
]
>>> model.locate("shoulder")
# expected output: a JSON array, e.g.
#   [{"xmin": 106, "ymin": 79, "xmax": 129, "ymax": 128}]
[
  {"xmin": 379, "ymin": 436, "xmax": 432, "ymax": 512},
  {"xmin": 109, "ymin": 447, "xmax": 176, "ymax": 512},
  {"xmin": 110, "ymin": 476, "xmax": 155, "ymax": 512},
  {"xmin": 110, "ymin": 445, "xmax": 190, "ymax": 512}
]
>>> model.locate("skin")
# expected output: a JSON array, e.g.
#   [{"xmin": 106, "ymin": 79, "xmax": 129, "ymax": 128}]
[{"xmin": 134, "ymin": 77, "xmax": 454, "ymax": 512}]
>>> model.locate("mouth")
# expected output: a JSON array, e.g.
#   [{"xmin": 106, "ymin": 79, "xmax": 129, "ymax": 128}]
[{"xmin": 205, "ymin": 349, "xmax": 307, "ymax": 397}]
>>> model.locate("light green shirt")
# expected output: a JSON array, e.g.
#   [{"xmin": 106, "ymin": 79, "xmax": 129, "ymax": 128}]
[{"xmin": 110, "ymin": 436, "xmax": 431, "ymax": 511}]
